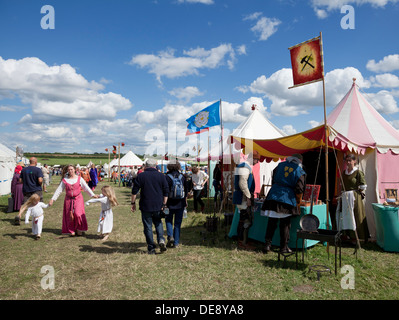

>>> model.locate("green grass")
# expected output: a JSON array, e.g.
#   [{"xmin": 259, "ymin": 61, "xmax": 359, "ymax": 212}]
[
  {"xmin": 1, "ymin": 176, "xmax": 398, "ymax": 300},
  {"xmin": 23, "ymin": 153, "xmax": 117, "ymax": 167}
]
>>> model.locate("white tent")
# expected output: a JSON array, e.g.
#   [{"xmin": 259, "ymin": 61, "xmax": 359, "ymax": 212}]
[
  {"xmin": 197, "ymin": 108, "xmax": 286, "ymax": 163},
  {"xmin": 232, "ymin": 108, "xmax": 286, "ymax": 196},
  {"xmin": 0, "ymin": 143, "xmax": 16, "ymax": 196},
  {"xmin": 198, "ymin": 107, "xmax": 285, "ymax": 195},
  {"xmin": 115, "ymin": 151, "xmax": 144, "ymax": 167}
]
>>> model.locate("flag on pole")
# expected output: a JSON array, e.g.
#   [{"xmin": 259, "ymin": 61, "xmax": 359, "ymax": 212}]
[
  {"xmin": 185, "ymin": 101, "xmax": 221, "ymax": 135},
  {"xmin": 289, "ymin": 36, "xmax": 324, "ymax": 88}
]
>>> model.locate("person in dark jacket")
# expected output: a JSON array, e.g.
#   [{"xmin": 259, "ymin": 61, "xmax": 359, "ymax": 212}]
[
  {"xmin": 165, "ymin": 162, "xmax": 188, "ymax": 248},
  {"xmin": 131, "ymin": 158, "xmax": 169, "ymax": 254},
  {"xmin": 261, "ymin": 153, "xmax": 306, "ymax": 253},
  {"xmin": 20, "ymin": 157, "xmax": 43, "ymax": 204}
]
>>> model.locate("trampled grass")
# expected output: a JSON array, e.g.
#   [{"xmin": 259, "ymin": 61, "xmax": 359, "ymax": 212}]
[{"xmin": 1, "ymin": 176, "xmax": 398, "ymax": 300}]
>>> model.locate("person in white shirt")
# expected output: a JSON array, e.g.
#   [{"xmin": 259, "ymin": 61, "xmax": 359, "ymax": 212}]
[
  {"xmin": 41, "ymin": 164, "xmax": 50, "ymax": 193},
  {"xmin": 18, "ymin": 193, "xmax": 49, "ymax": 240},
  {"xmin": 86, "ymin": 185, "xmax": 118, "ymax": 241},
  {"xmin": 191, "ymin": 166, "xmax": 209, "ymax": 213}
]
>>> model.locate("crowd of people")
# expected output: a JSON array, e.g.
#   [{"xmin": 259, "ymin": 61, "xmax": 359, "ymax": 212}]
[
  {"xmin": 10, "ymin": 151, "xmax": 369, "ymax": 253},
  {"xmin": 10, "ymin": 157, "xmax": 215, "ymax": 254}
]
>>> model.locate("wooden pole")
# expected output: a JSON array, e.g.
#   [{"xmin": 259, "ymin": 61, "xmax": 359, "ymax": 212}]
[
  {"xmin": 320, "ymin": 31, "xmax": 330, "ymax": 230},
  {"xmin": 220, "ymin": 99, "xmax": 224, "ymax": 196},
  {"xmin": 108, "ymin": 149, "xmax": 111, "ymax": 182},
  {"xmin": 118, "ymin": 143, "xmax": 121, "ymax": 187}
]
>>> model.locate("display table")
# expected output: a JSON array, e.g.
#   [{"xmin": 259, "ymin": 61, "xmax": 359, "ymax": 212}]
[
  {"xmin": 372, "ymin": 204, "xmax": 399, "ymax": 252},
  {"xmin": 228, "ymin": 204, "xmax": 330, "ymax": 249}
]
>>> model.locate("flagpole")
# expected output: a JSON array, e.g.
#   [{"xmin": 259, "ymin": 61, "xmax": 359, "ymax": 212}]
[
  {"xmin": 208, "ymin": 129, "xmax": 210, "ymax": 214},
  {"xmin": 219, "ymin": 99, "xmax": 224, "ymax": 211},
  {"xmin": 319, "ymin": 31, "xmax": 330, "ymax": 232}
]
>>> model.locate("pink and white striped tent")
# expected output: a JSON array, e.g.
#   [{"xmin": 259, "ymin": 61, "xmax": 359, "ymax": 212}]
[
  {"xmin": 327, "ymin": 79, "xmax": 399, "ymax": 239},
  {"xmin": 232, "ymin": 80, "xmax": 399, "ymax": 239},
  {"xmin": 327, "ymin": 79, "xmax": 399, "ymax": 154}
]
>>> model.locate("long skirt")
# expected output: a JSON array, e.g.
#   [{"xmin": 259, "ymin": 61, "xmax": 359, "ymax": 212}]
[
  {"xmin": 32, "ymin": 215, "xmax": 44, "ymax": 235},
  {"xmin": 98, "ymin": 210, "xmax": 113, "ymax": 234},
  {"xmin": 62, "ymin": 193, "xmax": 88, "ymax": 234},
  {"xmin": 13, "ymin": 184, "xmax": 24, "ymax": 211}
]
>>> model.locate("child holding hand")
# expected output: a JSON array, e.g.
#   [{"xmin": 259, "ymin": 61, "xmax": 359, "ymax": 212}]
[
  {"xmin": 19, "ymin": 194, "xmax": 49, "ymax": 240},
  {"xmin": 85, "ymin": 185, "xmax": 118, "ymax": 241}
]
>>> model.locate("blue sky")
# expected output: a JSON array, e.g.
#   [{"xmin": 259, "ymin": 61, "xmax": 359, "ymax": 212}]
[{"xmin": 1, "ymin": 0, "xmax": 399, "ymax": 157}]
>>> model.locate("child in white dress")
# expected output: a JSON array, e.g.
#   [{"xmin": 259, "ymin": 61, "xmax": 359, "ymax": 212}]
[
  {"xmin": 18, "ymin": 194, "xmax": 49, "ymax": 240},
  {"xmin": 85, "ymin": 185, "xmax": 118, "ymax": 241}
]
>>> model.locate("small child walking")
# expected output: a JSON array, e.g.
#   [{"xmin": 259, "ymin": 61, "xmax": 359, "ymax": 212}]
[
  {"xmin": 85, "ymin": 185, "xmax": 118, "ymax": 241},
  {"xmin": 19, "ymin": 194, "xmax": 49, "ymax": 240}
]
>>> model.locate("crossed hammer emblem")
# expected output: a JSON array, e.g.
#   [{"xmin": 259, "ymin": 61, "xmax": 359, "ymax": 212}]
[{"xmin": 300, "ymin": 54, "xmax": 315, "ymax": 71}]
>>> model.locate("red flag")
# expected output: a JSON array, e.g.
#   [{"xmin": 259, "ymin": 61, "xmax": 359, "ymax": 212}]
[
  {"xmin": 289, "ymin": 36, "xmax": 324, "ymax": 88},
  {"xmin": 185, "ymin": 127, "xmax": 209, "ymax": 136}
]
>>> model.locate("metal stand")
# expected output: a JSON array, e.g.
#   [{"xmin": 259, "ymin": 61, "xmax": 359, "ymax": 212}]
[
  {"xmin": 308, "ymin": 264, "xmax": 331, "ymax": 281},
  {"xmin": 277, "ymin": 251, "xmax": 296, "ymax": 268},
  {"xmin": 296, "ymin": 229, "xmax": 342, "ymax": 275}
]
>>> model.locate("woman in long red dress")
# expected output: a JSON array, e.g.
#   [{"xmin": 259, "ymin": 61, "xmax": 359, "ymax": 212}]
[{"xmin": 49, "ymin": 165, "xmax": 97, "ymax": 236}]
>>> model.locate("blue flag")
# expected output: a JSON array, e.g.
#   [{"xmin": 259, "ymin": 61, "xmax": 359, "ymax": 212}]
[{"xmin": 186, "ymin": 101, "xmax": 221, "ymax": 135}]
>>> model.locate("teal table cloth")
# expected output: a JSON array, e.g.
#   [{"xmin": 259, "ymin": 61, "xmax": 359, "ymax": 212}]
[
  {"xmin": 372, "ymin": 203, "xmax": 399, "ymax": 252},
  {"xmin": 228, "ymin": 204, "xmax": 330, "ymax": 248}
]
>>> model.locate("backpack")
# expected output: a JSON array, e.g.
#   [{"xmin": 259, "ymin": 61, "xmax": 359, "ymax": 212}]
[{"xmin": 167, "ymin": 173, "xmax": 185, "ymax": 199}]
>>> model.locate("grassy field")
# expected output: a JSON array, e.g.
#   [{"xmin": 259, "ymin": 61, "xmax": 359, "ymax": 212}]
[
  {"xmin": 1, "ymin": 175, "xmax": 398, "ymax": 301},
  {"xmin": 23, "ymin": 153, "xmax": 113, "ymax": 167}
]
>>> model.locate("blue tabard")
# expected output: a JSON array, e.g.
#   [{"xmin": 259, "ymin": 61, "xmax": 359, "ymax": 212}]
[
  {"xmin": 266, "ymin": 161, "xmax": 306, "ymax": 207},
  {"xmin": 232, "ymin": 162, "xmax": 255, "ymax": 205}
]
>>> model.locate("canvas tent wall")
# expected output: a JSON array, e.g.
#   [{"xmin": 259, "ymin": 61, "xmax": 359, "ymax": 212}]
[
  {"xmin": 0, "ymin": 143, "xmax": 16, "ymax": 196},
  {"xmin": 232, "ymin": 80, "xmax": 399, "ymax": 240},
  {"xmin": 117, "ymin": 151, "xmax": 144, "ymax": 167},
  {"xmin": 229, "ymin": 108, "xmax": 285, "ymax": 196}
]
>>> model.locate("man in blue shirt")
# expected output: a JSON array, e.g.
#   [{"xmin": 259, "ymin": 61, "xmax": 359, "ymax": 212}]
[
  {"xmin": 19, "ymin": 157, "xmax": 44, "ymax": 203},
  {"xmin": 131, "ymin": 159, "xmax": 169, "ymax": 254}
]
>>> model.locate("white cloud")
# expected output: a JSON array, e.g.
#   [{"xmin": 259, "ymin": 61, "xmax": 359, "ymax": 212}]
[
  {"xmin": 129, "ymin": 44, "xmax": 242, "ymax": 82},
  {"xmin": 366, "ymin": 54, "xmax": 399, "ymax": 73},
  {"xmin": 314, "ymin": 8, "xmax": 328, "ymax": 19},
  {"xmin": 0, "ymin": 56, "xmax": 132, "ymax": 122},
  {"xmin": 370, "ymin": 73, "xmax": 399, "ymax": 88},
  {"xmin": 243, "ymin": 12, "xmax": 263, "ymax": 21},
  {"xmin": 244, "ymin": 13, "xmax": 281, "ymax": 41},
  {"xmin": 176, "ymin": 0, "xmax": 214, "ymax": 4},
  {"xmin": 281, "ymin": 125, "xmax": 297, "ymax": 135},
  {"xmin": 169, "ymin": 86, "xmax": 204, "ymax": 102},
  {"xmin": 245, "ymin": 67, "xmax": 371, "ymax": 116},
  {"xmin": 366, "ymin": 90, "xmax": 399, "ymax": 114},
  {"xmin": 311, "ymin": 0, "xmax": 399, "ymax": 17},
  {"xmin": 309, "ymin": 120, "xmax": 321, "ymax": 128}
]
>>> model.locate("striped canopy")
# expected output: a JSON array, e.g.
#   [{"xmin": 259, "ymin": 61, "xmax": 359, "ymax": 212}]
[{"xmin": 232, "ymin": 80, "xmax": 399, "ymax": 160}]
